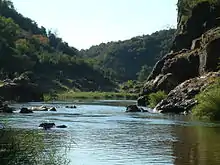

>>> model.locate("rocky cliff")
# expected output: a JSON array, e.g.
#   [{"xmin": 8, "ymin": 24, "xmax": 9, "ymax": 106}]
[{"xmin": 139, "ymin": 0, "xmax": 220, "ymax": 113}]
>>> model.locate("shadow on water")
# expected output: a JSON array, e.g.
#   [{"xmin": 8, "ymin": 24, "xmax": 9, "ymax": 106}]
[
  {"xmin": 172, "ymin": 125, "xmax": 220, "ymax": 165},
  {"xmin": 0, "ymin": 127, "xmax": 71, "ymax": 165}
]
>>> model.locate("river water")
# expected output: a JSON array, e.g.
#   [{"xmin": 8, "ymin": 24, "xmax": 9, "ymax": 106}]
[{"xmin": 1, "ymin": 100, "xmax": 220, "ymax": 165}]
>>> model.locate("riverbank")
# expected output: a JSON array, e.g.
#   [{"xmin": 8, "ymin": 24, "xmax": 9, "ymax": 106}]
[{"xmin": 44, "ymin": 91, "xmax": 138, "ymax": 101}]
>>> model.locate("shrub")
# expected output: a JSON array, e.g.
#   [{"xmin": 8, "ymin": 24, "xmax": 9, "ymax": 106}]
[
  {"xmin": 192, "ymin": 83, "xmax": 220, "ymax": 120},
  {"xmin": 148, "ymin": 91, "xmax": 167, "ymax": 108}
]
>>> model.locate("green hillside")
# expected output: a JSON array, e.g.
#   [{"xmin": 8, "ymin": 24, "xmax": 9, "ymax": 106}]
[{"xmin": 81, "ymin": 29, "xmax": 176, "ymax": 82}]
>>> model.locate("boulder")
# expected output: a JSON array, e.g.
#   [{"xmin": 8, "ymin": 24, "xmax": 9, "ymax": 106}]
[
  {"xmin": 39, "ymin": 123, "xmax": 55, "ymax": 130},
  {"xmin": 126, "ymin": 105, "xmax": 141, "ymax": 112},
  {"xmin": 49, "ymin": 107, "xmax": 57, "ymax": 111},
  {"xmin": 20, "ymin": 108, "xmax": 33, "ymax": 113}
]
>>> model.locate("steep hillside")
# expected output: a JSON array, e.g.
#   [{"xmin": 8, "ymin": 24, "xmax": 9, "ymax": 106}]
[
  {"xmin": 0, "ymin": 0, "xmax": 116, "ymax": 101},
  {"xmin": 81, "ymin": 29, "xmax": 176, "ymax": 81},
  {"xmin": 139, "ymin": 0, "xmax": 220, "ymax": 114}
]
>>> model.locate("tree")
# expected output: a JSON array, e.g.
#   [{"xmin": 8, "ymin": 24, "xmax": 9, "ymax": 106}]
[{"xmin": 137, "ymin": 65, "xmax": 152, "ymax": 82}]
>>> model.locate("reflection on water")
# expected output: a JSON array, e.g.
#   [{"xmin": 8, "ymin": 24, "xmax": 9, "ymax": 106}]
[
  {"xmin": 0, "ymin": 101, "xmax": 220, "ymax": 165},
  {"xmin": 173, "ymin": 126, "xmax": 220, "ymax": 165}
]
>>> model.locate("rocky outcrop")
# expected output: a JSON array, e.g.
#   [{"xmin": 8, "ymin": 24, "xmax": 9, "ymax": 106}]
[
  {"xmin": 0, "ymin": 75, "xmax": 43, "ymax": 102},
  {"xmin": 155, "ymin": 72, "xmax": 220, "ymax": 113},
  {"xmin": 142, "ymin": 49, "xmax": 200, "ymax": 95},
  {"xmin": 173, "ymin": 1, "xmax": 220, "ymax": 52},
  {"xmin": 139, "ymin": 1, "xmax": 220, "ymax": 114}
]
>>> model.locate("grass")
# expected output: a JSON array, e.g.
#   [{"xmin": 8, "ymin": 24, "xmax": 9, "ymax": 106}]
[
  {"xmin": 44, "ymin": 90, "xmax": 138, "ymax": 101},
  {"xmin": 0, "ymin": 126, "xmax": 70, "ymax": 165},
  {"xmin": 148, "ymin": 91, "xmax": 168, "ymax": 108},
  {"xmin": 192, "ymin": 81, "xmax": 220, "ymax": 120}
]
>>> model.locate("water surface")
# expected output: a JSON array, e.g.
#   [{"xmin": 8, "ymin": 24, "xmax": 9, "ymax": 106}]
[{"xmin": 1, "ymin": 100, "xmax": 220, "ymax": 165}]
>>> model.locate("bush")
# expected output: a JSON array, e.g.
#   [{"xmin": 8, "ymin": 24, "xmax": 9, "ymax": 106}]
[
  {"xmin": 148, "ymin": 91, "xmax": 167, "ymax": 108},
  {"xmin": 192, "ymin": 83, "xmax": 220, "ymax": 120}
]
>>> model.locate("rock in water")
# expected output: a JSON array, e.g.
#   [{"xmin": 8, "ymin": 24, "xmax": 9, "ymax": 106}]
[
  {"xmin": 56, "ymin": 125, "xmax": 67, "ymax": 128},
  {"xmin": 49, "ymin": 107, "xmax": 57, "ymax": 111},
  {"xmin": 65, "ymin": 105, "xmax": 77, "ymax": 109},
  {"xmin": 126, "ymin": 105, "xmax": 141, "ymax": 112},
  {"xmin": 20, "ymin": 108, "xmax": 33, "ymax": 113},
  {"xmin": 39, "ymin": 123, "xmax": 55, "ymax": 130}
]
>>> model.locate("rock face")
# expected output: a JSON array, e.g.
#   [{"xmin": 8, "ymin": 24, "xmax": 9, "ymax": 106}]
[
  {"xmin": 0, "ymin": 75, "xmax": 43, "ymax": 102},
  {"xmin": 155, "ymin": 72, "xmax": 220, "ymax": 113},
  {"xmin": 140, "ymin": 1, "xmax": 220, "ymax": 113}
]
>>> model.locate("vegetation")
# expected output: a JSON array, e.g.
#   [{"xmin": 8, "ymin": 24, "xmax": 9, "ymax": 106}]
[
  {"xmin": 0, "ymin": 127, "xmax": 70, "ymax": 165},
  {"xmin": 192, "ymin": 80, "xmax": 220, "ymax": 120},
  {"xmin": 44, "ymin": 91, "xmax": 138, "ymax": 101},
  {"xmin": 0, "ymin": 0, "xmax": 177, "ymax": 98},
  {"xmin": 148, "ymin": 91, "xmax": 168, "ymax": 108},
  {"xmin": 0, "ymin": 0, "xmax": 115, "ymax": 94},
  {"xmin": 81, "ymin": 29, "xmax": 175, "ymax": 81}
]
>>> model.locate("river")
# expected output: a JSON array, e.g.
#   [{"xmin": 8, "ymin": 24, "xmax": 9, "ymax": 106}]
[{"xmin": 1, "ymin": 100, "xmax": 220, "ymax": 165}]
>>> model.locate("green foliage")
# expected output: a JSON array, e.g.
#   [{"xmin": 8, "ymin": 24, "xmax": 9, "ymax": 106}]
[
  {"xmin": 0, "ymin": 1, "xmax": 116, "ymax": 93},
  {"xmin": 137, "ymin": 65, "xmax": 152, "ymax": 82},
  {"xmin": 0, "ymin": 128, "xmax": 70, "ymax": 165},
  {"xmin": 192, "ymin": 80, "xmax": 220, "ymax": 120},
  {"xmin": 148, "ymin": 91, "xmax": 168, "ymax": 108},
  {"xmin": 81, "ymin": 29, "xmax": 175, "ymax": 81}
]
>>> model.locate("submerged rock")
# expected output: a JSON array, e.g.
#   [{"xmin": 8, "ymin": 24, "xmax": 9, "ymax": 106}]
[
  {"xmin": 65, "ymin": 105, "xmax": 77, "ymax": 109},
  {"xmin": 56, "ymin": 125, "xmax": 67, "ymax": 128}
]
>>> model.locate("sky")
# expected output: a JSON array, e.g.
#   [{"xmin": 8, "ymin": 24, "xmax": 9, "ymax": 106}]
[{"xmin": 12, "ymin": 0, "xmax": 177, "ymax": 50}]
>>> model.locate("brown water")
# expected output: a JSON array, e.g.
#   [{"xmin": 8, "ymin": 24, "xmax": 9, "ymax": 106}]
[{"xmin": 0, "ymin": 100, "xmax": 220, "ymax": 165}]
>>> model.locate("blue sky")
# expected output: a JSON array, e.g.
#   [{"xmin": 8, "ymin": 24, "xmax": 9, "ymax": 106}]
[{"xmin": 12, "ymin": 0, "xmax": 177, "ymax": 49}]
